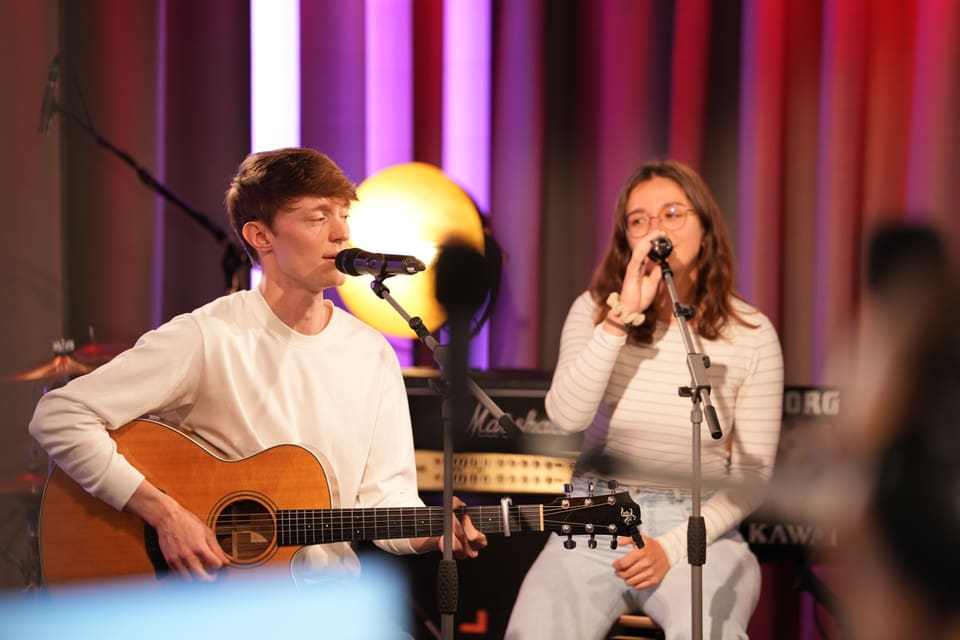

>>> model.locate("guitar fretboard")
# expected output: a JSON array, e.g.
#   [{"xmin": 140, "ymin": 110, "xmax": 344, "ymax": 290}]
[{"xmin": 276, "ymin": 505, "xmax": 544, "ymax": 546}]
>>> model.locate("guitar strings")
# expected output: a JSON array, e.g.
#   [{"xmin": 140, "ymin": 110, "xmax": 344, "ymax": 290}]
[{"xmin": 203, "ymin": 502, "xmax": 633, "ymax": 536}]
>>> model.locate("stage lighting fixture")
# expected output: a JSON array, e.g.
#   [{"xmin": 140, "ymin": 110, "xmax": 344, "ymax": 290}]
[{"xmin": 337, "ymin": 162, "xmax": 485, "ymax": 338}]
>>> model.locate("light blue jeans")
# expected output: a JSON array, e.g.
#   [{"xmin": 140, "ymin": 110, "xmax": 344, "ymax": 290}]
[{"xmin": 504, "ymin": 478, "xmax": 761, "ymax": 640}]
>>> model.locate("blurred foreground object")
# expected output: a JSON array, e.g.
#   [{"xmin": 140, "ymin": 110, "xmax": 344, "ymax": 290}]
[
  {"xmin": 0, "ymin": 561, "xmax": 409, "ymax": 640},
  {"xmin": 835, "ymin": 222, "xmax": 960, "ymax": 640}
]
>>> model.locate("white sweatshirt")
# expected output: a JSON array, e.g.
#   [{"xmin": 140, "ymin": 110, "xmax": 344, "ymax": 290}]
[{"xmin": 29, "ymin": 288, "xmax": 424, "ymax": 576}]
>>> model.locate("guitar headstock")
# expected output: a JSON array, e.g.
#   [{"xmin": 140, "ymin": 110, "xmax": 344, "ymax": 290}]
[{"xmin": 543, "ymin": 491, "xmax": 642, "ymax": 549}]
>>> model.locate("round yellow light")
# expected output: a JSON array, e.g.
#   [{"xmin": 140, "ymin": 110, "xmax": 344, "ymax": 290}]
[{"xmin": 338, "ymin": 162, "xmax": 485, "ymax": 338}]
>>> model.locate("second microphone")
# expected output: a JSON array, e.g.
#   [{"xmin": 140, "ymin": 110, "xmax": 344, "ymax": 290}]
[{"xmin": 335, "ymin": 248, "xmax": 427, "ymax": 277}]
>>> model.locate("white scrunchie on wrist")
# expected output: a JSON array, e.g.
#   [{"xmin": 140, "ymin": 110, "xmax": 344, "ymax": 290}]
[{"xmin": 606, "ymin": 292, "xmax": 646, "ymax": 326}]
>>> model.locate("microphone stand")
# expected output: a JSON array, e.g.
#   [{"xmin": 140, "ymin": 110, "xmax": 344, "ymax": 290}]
[
  {"xmin": 367, "ymin": 273, "xmax": 519, "ymax": 640},
  {"xmin": 653, "ymin": 253, "xmax": 723, "ymax": 640},
  {"xmin": 44, "ymin": 69, "xmax": 250, "ymax": 292}
]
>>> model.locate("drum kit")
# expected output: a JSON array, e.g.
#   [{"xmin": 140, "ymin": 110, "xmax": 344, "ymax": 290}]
[
  {"xmin": 0, "ymin": 336, "xmax": 125, "ymax": 590},
  {"xmin": 1, "ymin": 337, "xmax": 124, "ymax": 383}
]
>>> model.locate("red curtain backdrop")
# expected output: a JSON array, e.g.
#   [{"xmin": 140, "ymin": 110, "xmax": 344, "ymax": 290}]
[{"xmin": 3, "ymin": 0, "xmax": 960, "ymax": 634}]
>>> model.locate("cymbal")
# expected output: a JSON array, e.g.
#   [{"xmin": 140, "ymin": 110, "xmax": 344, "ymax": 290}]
[
  {"xmin": 0, "ymin": 354, "xmax": 94, "ymax": 382},
  {"xmin": 73, "ymin": 342, "xmax": 127, "ymax": 366},
  {"xmin": 0, "ymin": 471, "xmax": 46, "ymax": 496}
]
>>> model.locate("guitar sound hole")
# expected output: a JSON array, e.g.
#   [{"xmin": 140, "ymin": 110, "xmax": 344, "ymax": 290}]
[{"xmin": 214, "ymin": 498, "xmax": 275, "ymax": 564}]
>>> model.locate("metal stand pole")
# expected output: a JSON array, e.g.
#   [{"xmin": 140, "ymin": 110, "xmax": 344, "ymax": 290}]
[
  {"xmin": 368, "ymin": 247, "xmax": 514, "ymax": 640},
  {"xmin": 651, "ymin": 247, "xmax": 723, "ymax": 640}
]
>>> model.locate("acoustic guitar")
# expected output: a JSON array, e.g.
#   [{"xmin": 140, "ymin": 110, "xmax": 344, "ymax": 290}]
[{"xmin": 38, "ymin": 419, "xmax": 642, "ymax": 586}]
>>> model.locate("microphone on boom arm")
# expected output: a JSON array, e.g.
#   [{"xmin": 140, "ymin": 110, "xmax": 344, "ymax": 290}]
[{"xmin": 334, "ymin": 248, "xmax": 426, "ymax": 278}]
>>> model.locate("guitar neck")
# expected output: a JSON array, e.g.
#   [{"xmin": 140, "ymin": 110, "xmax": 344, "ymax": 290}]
[{"xmin": 277, "ymin": 504, "xmax": 543, "ymax": 546}]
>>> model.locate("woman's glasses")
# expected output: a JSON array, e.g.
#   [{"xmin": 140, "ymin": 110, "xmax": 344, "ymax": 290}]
[{"xmin": 623, "ymin": 204, "xmax": 693, "ymax": 237}]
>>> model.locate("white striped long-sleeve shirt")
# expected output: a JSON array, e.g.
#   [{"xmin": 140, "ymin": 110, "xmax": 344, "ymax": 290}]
[{"xmin": 545, "ymin": 291, "xmax": 784, "ymax": 566}]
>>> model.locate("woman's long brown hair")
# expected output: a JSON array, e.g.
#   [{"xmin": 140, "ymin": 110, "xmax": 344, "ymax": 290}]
[{"xmin": 589, "ymin": 160, "xmax": 754, "ymax": 342}]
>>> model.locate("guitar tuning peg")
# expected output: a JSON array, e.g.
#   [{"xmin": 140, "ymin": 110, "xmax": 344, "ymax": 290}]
[
  {"xmin": 564, "ymin": 534, "xmax": 576, "ymax": 550},
  {"xmin": 607, "ymin": 479, "xmax": 619, "ymax": 492},
  {"xmin": 588, "ymin": 535, "xmax": 597, "ymax": 549},
  {"xmin": 563, "ymin": 482, "xmax": 573, "ymax": 496},
  {"xmin": 610, "ymin": 538, "xmax": 618, "ymax": 550},
  {"xmin": 587, "ymin": 481, "xmax": 595, "ymax": 495},
  {"xmin": 631, "ymin": 529, "xmax": 645, "ymax": 549}
]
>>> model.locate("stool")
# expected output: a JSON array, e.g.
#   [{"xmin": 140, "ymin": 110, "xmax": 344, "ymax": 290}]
[{"xmin": 605, "ymin": 612, "xmax": 665, "ymax": 639}]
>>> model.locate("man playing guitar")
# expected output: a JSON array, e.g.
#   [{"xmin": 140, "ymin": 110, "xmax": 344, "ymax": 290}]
[{"xmin": 29, "ymin": 148, "xmax": 487, "ymax": 584}]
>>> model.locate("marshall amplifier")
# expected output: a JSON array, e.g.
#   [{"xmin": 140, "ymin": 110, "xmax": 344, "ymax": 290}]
[{"xmin": 404, "ymin": 368, "xmax": 581, "ymax": 495}]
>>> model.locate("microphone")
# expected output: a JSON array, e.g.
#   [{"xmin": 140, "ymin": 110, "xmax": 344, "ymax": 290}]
[
  {"xmin": 647, "ymin": 236, "xmax": 673, "ymax": 261},
  {"xmin": 335, "ymin": 248, "xmax": 427, "ymax": 277},
  {"xmin": 39, "ymin": 54, "xmax": 62, "ymax": 135}
]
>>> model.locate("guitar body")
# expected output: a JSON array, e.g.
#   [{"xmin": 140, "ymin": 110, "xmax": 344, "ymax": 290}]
[{"xmin": 39, "ymin": 419, "xmax": 333, "ymax": 586}]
